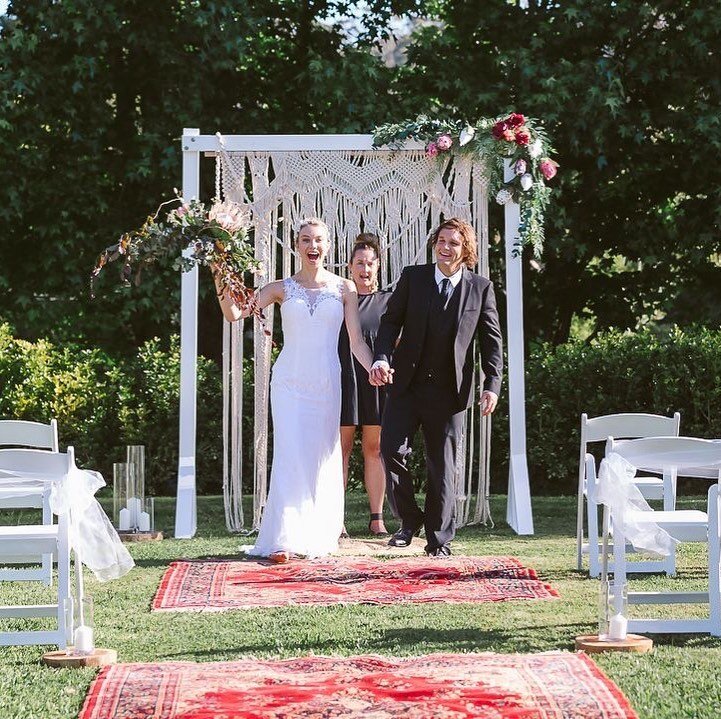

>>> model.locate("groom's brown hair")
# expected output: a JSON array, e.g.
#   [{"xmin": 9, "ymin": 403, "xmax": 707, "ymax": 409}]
[{"xmin": 428, "ymin": 218, "xmax": 478, "ymax": 268}]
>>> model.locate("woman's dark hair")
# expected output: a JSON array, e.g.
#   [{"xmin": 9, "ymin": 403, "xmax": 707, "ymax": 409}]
[
  {"xmin": 349, "ymin": 233, "xmax": 381, "ymax": 291},
  {"xmin": 350, "ymin": 232, "xmax": 381, "ymax": 262}
]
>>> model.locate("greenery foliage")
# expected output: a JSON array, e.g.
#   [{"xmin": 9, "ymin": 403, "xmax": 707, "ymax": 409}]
[
  {"xmin": 0, "ymin": 323, "xmax": 222, "ymax": 495},
  {"xmin": 492, "ymin": 326, "xmax": 721, "ymax": 493},
  {"xmin": 2, "ymin": 1, "xmax": 720, "ymax": 351},
  {"xmin": 392, "ymin": 0, "xmax": 721, "ymax": 342},
  {"xmin": 0, "ymin": 0, "xmax": 415, "ymax": 352},
  {"xmin": 3, "ymin": 323, "xmax": 719, "ymax": 497}
]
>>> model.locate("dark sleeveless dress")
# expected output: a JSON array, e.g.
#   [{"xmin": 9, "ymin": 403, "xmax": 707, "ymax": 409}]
[{"xmin": 338, "ymin": 290, "xmax": 391, "ymax": 426}]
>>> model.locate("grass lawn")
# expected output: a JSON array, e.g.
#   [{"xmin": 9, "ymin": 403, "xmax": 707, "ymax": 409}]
[{"xmin": 1, "ymin": 492, "xmax": 721, "ymax": 719}]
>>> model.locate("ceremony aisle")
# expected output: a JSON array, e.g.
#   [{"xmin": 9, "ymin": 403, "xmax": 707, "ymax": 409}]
[
  {"xmin": 152, "ymin": 555, "xmax": 559, "ymax": 610},
  {"xmin": 1, "ymin": 494, "xmax": 720, "ymax": 719}
]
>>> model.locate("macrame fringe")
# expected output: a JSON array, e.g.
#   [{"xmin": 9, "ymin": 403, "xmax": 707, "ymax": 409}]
[{"xmin": 216, "ymin": 149, "xmax": 493, "ymax": 533}]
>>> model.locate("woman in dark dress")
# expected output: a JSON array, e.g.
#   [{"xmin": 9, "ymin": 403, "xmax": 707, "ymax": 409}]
[{"xmin": 338, "ymin": 234, "xmax": 391, "ymax": 536}]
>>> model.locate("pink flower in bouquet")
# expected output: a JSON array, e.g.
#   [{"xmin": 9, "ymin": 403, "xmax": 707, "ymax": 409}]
[
  {"xmin": 539, "ymin": 158, "xmax": 559, "ymax": 180},
  {"xmin": 502, "ymin": 128, "xmax": 515, "ymax": 142},
  {"xmin": 426, "ymin": 141, "xmax": 439, "ymax": 157},
  {"xmin": 514, "ymin": 159, "xmax": 527, "ymax": 175},
  {"xmin": 507, "ymin": 113, "xmax": 526, "ymax": 128},
  {"xmin": 208, "ymin": 200, "xmax": 250, "ymax": 234},
  {"xmin": 514, "ymin": 129, "xmax": 531, "ymax": 146},
  {"xmin": 436, "ymin": 134, "xmax": 453, "ymax": 151}
]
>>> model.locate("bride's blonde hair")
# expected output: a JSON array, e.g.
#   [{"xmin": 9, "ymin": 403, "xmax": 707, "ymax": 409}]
[{"xmin": 296, "ymin": 217, "xmax": 330, "ymax": 242}]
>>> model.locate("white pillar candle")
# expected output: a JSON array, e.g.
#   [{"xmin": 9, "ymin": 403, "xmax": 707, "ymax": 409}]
[
  {"xmin": 608, "ymin": 613, "xmax": 628, "ymax": 641},
  {"xmin": 118, "ymin": 507, "xmax": 130, "ymax": 531},
  {"xmin": 138, "ymin": 511, "xmax": 151, "ymax": 532},
  {"xmin": 128, "ymin": 496, "xmax": 142, "ymax": 529},
  {"xmin": 74, "ymin": 625, "xmax": 94, "ymax": 655}
]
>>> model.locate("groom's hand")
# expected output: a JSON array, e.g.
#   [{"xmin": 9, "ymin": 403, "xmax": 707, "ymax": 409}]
[
  {"xmin": 479, "ymin": 390, "xmax": 498, "ymax": 416},
  {"xmin": 370, "ymin": 360, "xmax": 393, "ymax": 386}
]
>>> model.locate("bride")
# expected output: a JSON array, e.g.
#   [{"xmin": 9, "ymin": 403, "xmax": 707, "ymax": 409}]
[{"xmin": 214, "ymin": 218, "xmax": 376, "ymax": 560}]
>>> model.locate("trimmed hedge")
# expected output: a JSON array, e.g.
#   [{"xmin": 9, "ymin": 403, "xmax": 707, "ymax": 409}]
[
  {"xmin": 2, "ymin": 324, "xmax": 720, "ymax": 497},
  {"xmin": 0, "ymin": 324, "xmax": 222, "ymax": 495},
  {"xmin": 492, "ymin": 327, "xmax": 721, "ymax": 494}
]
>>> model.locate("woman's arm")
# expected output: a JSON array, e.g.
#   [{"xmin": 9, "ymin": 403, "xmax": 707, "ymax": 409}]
[
  {"xmin": 342, "ymin": 280, "xmax": 374, "ymax": 372},
  {"xmin": 213, "ymin": 273, "xmax": 284, "ymax": 323}
]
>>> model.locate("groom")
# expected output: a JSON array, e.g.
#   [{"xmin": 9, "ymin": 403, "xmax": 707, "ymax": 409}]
[{"xmin": 370, "ymin": 218, "xmax": 503, "ymax": 556}]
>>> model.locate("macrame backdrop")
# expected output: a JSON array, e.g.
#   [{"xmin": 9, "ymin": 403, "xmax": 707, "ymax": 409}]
[{"xmin": 215, "ymin": 146, "xmax": 493, "ymax": 534}]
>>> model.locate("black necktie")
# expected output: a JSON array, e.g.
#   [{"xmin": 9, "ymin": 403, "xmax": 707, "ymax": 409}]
[{"xmin": 439, "ymin": 278, "xmax": 453, "ymax": 308}]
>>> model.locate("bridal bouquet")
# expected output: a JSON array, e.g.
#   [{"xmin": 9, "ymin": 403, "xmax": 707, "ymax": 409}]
[{"xmin": 91, "ymin": 196, "xmax": 262, "ymax": 317}]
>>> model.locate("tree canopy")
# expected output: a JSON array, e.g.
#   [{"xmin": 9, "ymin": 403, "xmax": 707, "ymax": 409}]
[{"xmin": 1, "ymin": 0, "xmax": 719, "ymax": 353}]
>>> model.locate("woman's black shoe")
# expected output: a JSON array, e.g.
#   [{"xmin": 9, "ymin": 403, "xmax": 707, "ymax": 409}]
[{"xmin": 368, "ymin": 513, "xmax": 389, "ymax": 538}]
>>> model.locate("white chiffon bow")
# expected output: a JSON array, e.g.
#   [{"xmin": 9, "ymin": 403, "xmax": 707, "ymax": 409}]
[
  {"xmin": 49, "ymin": 466, "xmax": 135, "ymax": 582},
  {"xmin": 597, "ymin": 452, "xmax": 677, "ymax": 557}
]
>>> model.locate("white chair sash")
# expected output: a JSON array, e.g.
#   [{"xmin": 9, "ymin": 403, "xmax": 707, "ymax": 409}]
[
  {"xmin": 597, "ymin": 452, "xmax": 677, "ymax": 557},
  {"xmin": 4, "ymin": 466, "xmax": 134, "ymax": 581}
]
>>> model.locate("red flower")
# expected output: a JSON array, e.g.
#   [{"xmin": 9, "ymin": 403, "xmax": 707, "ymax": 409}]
[
  {"xmin": 507, "ymin": 112, "xmax": 526, "ymax": 128},
  {"xmin": 514, "ymin": 129, "xmax": 531, "ymax": 146},
  {"xmin": 492, "ymin": 121, "xmax": 508, "ymax": 140}
]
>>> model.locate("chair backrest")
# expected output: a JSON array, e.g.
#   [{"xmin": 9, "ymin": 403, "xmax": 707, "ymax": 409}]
[
  {"xmin": 579, "ymin": 412, "xmax": 681, "ymax": 488},
  {"xmin": 0, "ymin": 446, "xmax": 74, "ymax": 483},
  {"xmin": 0, "ymin": 420, "xmax": 59, "ymax": 451},
  {"xmin": 582, "ymin": 413, "xmax": 680, "ymax": 444},
  {"xmin": 607, "ymin": 436, "xmax": 721, "ymax": 475}
]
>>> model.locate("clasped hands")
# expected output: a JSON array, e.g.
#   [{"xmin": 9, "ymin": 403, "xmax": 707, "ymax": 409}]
[{"xmin": 369, "ymin": 361, "xmax": 393, "ymax": 387}]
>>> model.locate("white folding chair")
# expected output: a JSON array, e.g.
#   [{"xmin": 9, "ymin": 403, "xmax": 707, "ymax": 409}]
[
  {"xmin": 577, "ymin": 412, "xmax": 680, "ymax": 576},
  {"xmin": 606, "ymin": 436, "xmax": 721, "ymax": 635},
  {"xmin": 0, "ymin": 447, "xmax": 74, "ymax": 648},
  {"xmin": 0, "ymin": 419, "xmax": 59, "ymax": 584}
]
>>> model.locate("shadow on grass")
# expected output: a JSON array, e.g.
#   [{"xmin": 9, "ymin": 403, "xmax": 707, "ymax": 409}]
[
  {"xmin": 131, "ymin": 553, "xmax": 250, "ymax": 569},
  {"xmin": 642, "ymin": 634, "xmax": 721, "ymax": 649},
  {"xmin": 154, "ymin": 622, "xmax": 593, "ymax": 662}
]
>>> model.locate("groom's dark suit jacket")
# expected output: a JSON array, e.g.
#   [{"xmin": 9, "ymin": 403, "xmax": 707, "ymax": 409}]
[{"xmin": 374, "ymin": 264, "xmax": 503, "ymax": 412}]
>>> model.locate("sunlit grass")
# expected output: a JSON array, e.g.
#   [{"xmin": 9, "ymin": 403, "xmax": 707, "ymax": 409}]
[{"xmin": 1, "ymin": 494, "xmax": 720, "ymax": 719}]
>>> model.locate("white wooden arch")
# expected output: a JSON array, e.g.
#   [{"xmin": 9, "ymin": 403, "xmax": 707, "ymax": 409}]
[{"xmin": 174, "ymin": 128, "xmax": 533, "ymax": 538}]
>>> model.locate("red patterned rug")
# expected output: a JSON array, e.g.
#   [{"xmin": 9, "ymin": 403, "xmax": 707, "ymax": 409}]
[
  {"xmin": 80, "ymin": 652, "xmax": 637, "ymax": 719},
  {"xmin": 152, "ymin": 556, "xmax": 558, "ymax": 611}
]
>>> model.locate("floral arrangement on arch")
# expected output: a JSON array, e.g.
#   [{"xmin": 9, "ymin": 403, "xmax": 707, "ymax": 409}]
[
  {"xmin": 91, "ymin": 196, "xmax": 264, "ymax": 323},
  {"xmin": 372, "ymin": 112, "xmax": 559, "ymax": 256}
]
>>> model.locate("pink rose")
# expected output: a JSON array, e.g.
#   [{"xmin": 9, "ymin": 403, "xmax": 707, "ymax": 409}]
[
  {"xmin": 426, "ymin": 141, "xmax": 439, "ymax": 157},
  {"xmin": 175, "ymin": 205, "xmax": 188, "ymax": 217},
  {"xmin": 539, "ymin": 158, "xmax": 559, "ymax": 180},
  {"xmin": 514, "ymin": 159, "xmax": 527, "ymax": 175},
  {"xmin": 507, "ymin": 112, "xmax": 526, "ymax": 128},
  {"xmin": 514, "ymin": 129, "xmax": 531, "ymax": 146},
  {"xmin": 436, "ymin": 134, "xmax": 453, "ymax": 151},
  {"xmin": 502, "ymin": 129, "xmax": 515, "ymax": 142}
]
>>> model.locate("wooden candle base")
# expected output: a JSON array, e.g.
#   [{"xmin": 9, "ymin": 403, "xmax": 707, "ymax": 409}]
[
  {"xmin": 118, "ymin": 530, "xmax": 163, "ymax": 543},
  {"xmin": 575, "ymin": 634, "xmax": 653, "ymax": 654},
  {"xmin": 42, "ymin": 648, "xmax": 117, "ymax": 668}
]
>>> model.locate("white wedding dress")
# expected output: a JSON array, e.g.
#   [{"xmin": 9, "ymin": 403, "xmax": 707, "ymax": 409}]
[{"xmin": 246, "ymin": 276, "xmax": 346, "ymax": 558}]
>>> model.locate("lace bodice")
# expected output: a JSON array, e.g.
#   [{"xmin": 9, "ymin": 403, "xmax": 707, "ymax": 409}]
[
  {"xmin": 282, "ymin": 276, "xmax": 344, "ymax": 316},
  {"xmin": 272, "ymin": 275, "xmax": 345, "ymax": 394}
]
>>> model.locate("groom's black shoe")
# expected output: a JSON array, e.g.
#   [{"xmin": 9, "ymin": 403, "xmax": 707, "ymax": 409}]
[
  {"xmin": 388, "ymin": 525, "xmax": 421, "ymax": 547},
  {"xmin": 425, "ymin": 544, "xmax": 452, "ymax": 557}
]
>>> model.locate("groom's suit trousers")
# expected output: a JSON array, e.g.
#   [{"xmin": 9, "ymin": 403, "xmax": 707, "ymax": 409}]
[{"xmin": 380, "ymin": 382, "xmax": 465, "ymax": 550}]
